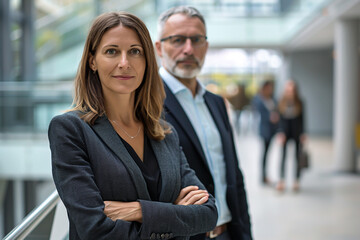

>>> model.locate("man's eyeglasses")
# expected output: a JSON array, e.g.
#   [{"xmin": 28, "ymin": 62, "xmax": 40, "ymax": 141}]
[{"xmin": 160, "ymin": 35, "xmax": 207, "ymax": 48}]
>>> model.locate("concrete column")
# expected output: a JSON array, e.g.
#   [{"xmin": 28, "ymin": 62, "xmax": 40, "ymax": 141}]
[
  {"xmin": 0, "ymin": 0, "xmax": 12, "ymax": 131},
  {"xmin": 0, "ymin": 181, "xmax": 8, "ymax": 238},
  {"xmin": 21, "ymin": 0, "xmax": 36, "ymax": 82},
  {"xmin": 14, "ymin": 180, "xmax": 25, "ymax": 225},
  {"xmin": 334, "ymin": 19, "xmax": 359, "ymax": 172},
  {"xmin": 0, "ymin": 0, "xmax": 12, "ymax": 82},
  {"xmin": 21, "ymin": 0, "xmax": 36, "ymax": 128}
]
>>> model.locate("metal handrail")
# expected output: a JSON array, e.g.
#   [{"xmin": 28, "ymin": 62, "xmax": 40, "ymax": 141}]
[{"xmin": 3, "ymin": 190, "xmax": 60, "ymax": 240}]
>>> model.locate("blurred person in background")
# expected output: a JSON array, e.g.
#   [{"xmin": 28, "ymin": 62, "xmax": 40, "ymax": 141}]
[
  {"xmin": 48, "ymin": 11, "xmax": 217, "ymax": 240},
  {"xmin": 276, "ymin": 80, "xmax": 306, "ymax": 192},
  {"xmin": 226, "ymin": 84, "xmax": 250, "ymax": 134},
  {"xmin": 155, "ymin": 6, "xmax": 252, "ymax": 240},
  {"xmin": 252, "ymin": 80, "xmax": 279, "ymax": 185}
]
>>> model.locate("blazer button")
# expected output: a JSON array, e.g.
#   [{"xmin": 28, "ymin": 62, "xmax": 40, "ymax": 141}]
[{"xmin": 150, "ymin": 233, "xmax": 156, "ymax": 239}]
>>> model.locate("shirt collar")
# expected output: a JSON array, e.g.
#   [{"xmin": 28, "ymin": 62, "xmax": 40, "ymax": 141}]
[{"xmin": 159, "ymin": 67, "xmax": 206, "ymax": 98}]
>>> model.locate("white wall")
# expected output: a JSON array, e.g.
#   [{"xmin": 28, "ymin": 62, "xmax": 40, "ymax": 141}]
[{"xmin": 281, "ymin": 48, "xmax": 334, "ymax": 136}]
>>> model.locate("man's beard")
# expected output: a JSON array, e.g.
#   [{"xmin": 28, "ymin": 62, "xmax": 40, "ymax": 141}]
[{"xmin": 162, "ymin": 51, "xmax": 203, "ymax": 79}]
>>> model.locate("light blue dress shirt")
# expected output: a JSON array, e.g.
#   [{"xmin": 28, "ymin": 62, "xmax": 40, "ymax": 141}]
[{"xmin": 160, "ymin": 67, "xmax": 232, "ymax": 226}]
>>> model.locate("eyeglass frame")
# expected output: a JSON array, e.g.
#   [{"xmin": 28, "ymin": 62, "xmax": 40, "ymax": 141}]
[{"xmin": 160, "ymin": 34, "xmax": 208, "ymax": 48}]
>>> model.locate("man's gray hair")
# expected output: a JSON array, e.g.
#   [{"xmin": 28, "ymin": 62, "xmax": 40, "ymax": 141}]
[{"xmin": 157, "ymin": 6, "xmax": 206, "ymax": 39}]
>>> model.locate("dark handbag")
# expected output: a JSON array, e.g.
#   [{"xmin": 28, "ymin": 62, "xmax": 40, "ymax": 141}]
[{"xmin": 299, "ymin": 148, "xmax": 309, "ymax": 169}]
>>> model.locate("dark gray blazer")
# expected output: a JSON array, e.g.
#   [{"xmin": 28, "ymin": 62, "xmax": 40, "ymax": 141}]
[
  {"xmin": 164, "ymin": 84, "xmax": 252, "ymax": 240},
  {"xmin": 48, "ymin": 111, "xmax": 217, "ymax": 240}
]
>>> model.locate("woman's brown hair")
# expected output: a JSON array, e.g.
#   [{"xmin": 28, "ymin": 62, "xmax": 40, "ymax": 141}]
[
  {"xmin": 278, "ymin": 80, "xmax": 302, "ymax": 116},
  {"xmin": 71, "ymin": 11, "xmax": 170, "ymax": 140}
]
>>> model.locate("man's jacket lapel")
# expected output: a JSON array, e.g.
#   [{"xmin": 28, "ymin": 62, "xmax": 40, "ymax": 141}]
[
  {"xmin": 163, "ymin": 83, "xmax": 207, "ymax": 165},
  {"xmin": 203, "ymin": 92, "xmax": 229, "ymax": 135}
]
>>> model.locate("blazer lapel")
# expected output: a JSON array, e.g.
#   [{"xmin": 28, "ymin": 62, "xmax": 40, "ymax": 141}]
[
  {"xmin": 91, "ymin": 115, "xmax": 151, "ymax": 200},
  {"xmin": 163, "ymin": 83, "xmax": 207, "ymax": 163},
  {"xmin": 149, "ymin": 138, "xmax": 180, "ymax": 203},
  {"xmin": 204, "ymin": 92, "xmax": 233, "ymax": 176},
  {"xmin": 204, "ymin": 92, "xmax": 228, "ymax": 135}
]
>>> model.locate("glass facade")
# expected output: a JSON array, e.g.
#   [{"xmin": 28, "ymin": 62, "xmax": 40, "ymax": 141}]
[
  {"xmin": 3, "ymin": 0, "xmax": 355, "ymax": 238},
  {"xmin": 1, "ymin": 0, "xmax": 332, "ymax": 133}
]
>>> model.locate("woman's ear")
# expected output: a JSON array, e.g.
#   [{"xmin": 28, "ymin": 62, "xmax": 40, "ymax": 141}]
[{"xmin": 89, "ymin": 54, "xmax": 97, "ymax": 72}]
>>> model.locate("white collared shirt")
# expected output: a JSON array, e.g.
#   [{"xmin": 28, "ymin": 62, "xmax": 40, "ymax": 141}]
[{"xmin": 160, "ymin": 67, "xmax": 232, "ymax": 226}]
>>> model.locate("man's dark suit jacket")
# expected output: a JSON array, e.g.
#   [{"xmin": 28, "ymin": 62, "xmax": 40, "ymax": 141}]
[
  {"xmin": 48, "ymin": 111, "xmax": 217, "ymax": 240},
  {"xmin": 163, "ymin": 83, "xmax": 252, "ymax": 240}
]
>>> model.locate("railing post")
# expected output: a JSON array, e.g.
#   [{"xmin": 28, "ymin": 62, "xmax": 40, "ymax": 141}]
[{"xmin": 3, "ymin": 190, "xmax": 61, "ymax": 240}]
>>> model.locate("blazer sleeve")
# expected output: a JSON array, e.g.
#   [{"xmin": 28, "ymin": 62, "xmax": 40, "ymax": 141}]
[
  {"xmin": 222, "ymin": 98, "xmax": 253, "ymax": 239},
  {"xmin": 235, "ymin": 167, "xmax": 253, "ymax": 239},
  {"xmin": 299, "ymin": 101, "xmax": 305, "ymax": 135},
  {"xmin": 278, "ymin": 113, "xmax": 286, "ymax": 133},
  {"xmin": 49, "ymin": 114, "xmax": 142, "ymax": 240},
  {"xmin": 138, "ymin": 129, "xmax": 218, "ymax": 239}
]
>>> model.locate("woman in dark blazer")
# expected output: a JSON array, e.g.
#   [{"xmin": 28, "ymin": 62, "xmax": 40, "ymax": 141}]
[
  {"xmin": 277, "ymin": 80, "xmax": 306, "ymax": 192},
  {"xmin": 48, "ymin": 12, "xmax": 217, "ymax": 240}
]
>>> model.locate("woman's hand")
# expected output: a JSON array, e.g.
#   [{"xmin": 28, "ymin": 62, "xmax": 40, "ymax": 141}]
[
  {"xmin": 270, "ymin": 111, "xmax": 280, "ymax": 123},
  {"xmin": 175, "ymin": 186, "xmax": 209, "ymax": 206},
  {"xmin": 300, "ymin": 134, "xmax": 307, "ymax": 144},
  {"xmin": 277, "ymin": 132, "xmax": 286, "ymax": 144},
  {"xmin": 104, "ymin": 201, "xmax": 142, "ymax": 223}
]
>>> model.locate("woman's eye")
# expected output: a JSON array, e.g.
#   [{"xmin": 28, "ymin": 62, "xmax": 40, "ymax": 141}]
[
  {"xmin": 105, "ymin": 49, "xmax": 117, "ymax": 55},
  {"xmin": 129, "ymin": 48, "xmax": 141, "ymax": 55}
]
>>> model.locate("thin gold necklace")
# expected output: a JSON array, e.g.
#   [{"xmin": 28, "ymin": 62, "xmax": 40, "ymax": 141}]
[{"xmin": 110, "ymin": 119, "xmax": 141, "ymax": 139}]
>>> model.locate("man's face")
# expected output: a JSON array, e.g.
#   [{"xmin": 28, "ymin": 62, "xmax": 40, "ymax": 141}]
[
  {"xmin": 156, "ymin": 14, "xmax": 208, "ymax": 80},
  {"xmin": 264, "ymin": 83, "xmax": 274, "ymax": 97}
]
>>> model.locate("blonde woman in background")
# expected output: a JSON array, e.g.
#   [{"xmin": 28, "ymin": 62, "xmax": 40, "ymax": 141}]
[{"xmin": 277, "ymin": 80, "xmax": 306, "ymax": 192}]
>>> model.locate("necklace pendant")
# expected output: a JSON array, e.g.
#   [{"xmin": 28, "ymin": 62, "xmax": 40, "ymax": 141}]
[{"xmin": 110, "ymin": 119, "xmax": 141, "ymax": 139}]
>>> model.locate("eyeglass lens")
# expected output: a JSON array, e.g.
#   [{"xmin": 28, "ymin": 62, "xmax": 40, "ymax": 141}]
[{"xmin": 169, "ymin": 35, "xmax": 206, "ymax": 47}]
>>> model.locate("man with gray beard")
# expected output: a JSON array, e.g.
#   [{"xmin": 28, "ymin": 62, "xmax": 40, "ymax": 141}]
[{"xmin": 155, "ymin": 6, "xmax": 252, "ymax": 240}]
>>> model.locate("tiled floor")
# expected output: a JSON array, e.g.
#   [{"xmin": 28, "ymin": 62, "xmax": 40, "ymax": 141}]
[{"xmin": 235, "ymin": 132, "xmax": 360, "ymax": 240}]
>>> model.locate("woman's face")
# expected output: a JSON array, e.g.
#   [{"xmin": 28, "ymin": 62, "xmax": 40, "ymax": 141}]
[
  {"xmin": 90, "ymin": 25, "xmax": 146, "ymax": 99},
  {"xmin": 284, "ymin": 81, "xmax": 296, "ymax": 99}
]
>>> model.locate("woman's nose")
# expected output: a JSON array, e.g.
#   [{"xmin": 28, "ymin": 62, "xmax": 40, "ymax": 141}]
[{"xmin": 117, "ymin": 54, "xmax": 129, "ymax": 69}]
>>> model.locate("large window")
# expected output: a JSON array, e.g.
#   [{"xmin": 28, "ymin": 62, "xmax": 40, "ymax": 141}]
[{"xmin": 200, "ymin": 48, "xmax": 283, "ymax": 98}]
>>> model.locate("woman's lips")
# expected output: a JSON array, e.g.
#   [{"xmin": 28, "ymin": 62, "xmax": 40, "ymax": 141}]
[{"xmin": 113, "ymin": 75, "xmax": 134, "ymax": 80}]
